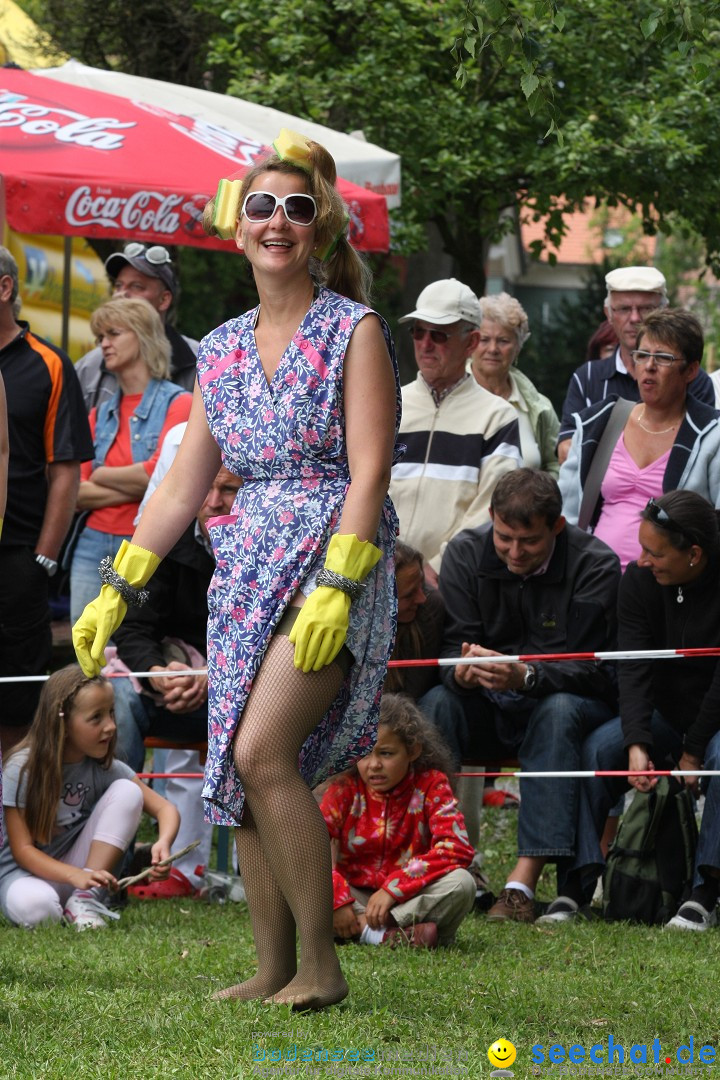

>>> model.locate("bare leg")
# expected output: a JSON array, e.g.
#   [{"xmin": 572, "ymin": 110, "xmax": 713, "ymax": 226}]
[
  {"xmin": 215, "ymin": 634, "xmax": 347, "ymax": 1009},
  {"xmin": 503, "ymin": 856, "xmax": 547, "ymax": 892},
  {"xmin": 84, "ymin": 840, "xmax": 127, "ymax": 872}
]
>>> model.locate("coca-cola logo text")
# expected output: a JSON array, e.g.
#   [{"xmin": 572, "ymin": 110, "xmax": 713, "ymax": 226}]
[
  {"xmin": 66, "ymin": 187, "xmax": 191, "ymax": 233},
  {"xmin": 0, "ymin": 91, "xmax": 134, "ymax": 150},
  {"xmin": 169, "ymin": 118, "xmax": 264, "ymax": 167}
]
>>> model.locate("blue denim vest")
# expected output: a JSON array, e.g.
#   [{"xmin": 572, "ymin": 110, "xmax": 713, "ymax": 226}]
[{"xmin": 93, "ymin": 378, "xmax": 186, "ymax": 467}]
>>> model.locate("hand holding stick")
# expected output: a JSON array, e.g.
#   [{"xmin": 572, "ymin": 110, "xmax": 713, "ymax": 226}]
[{"xmin": 114, "ymin": 839, "xmax": 201, "ymax": 890}]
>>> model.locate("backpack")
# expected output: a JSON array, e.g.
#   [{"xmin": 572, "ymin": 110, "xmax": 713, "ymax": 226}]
[{"xmin": 602, "ymin": 777, "xmax": 698, "ymax": 925}]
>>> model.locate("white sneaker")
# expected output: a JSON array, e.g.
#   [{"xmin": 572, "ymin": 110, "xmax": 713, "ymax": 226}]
[
  {"xmin": 665, "ymin": 900, "xmax": 717, "ymax": 932},
  {"xmin": 535, "ymin": 897, "xmax": 582, "ymax": 925},
  {"xmin": 63, "ymin": 889, "xmax": 121, "ymax": 931}
]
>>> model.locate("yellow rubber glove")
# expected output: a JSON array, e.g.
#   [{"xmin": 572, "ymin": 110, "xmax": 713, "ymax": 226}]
[
  {"xmin": 72, "ymin": 540, "xmax": 161, "ymax": 678},
  {"xmin": 289, "ymin": 534, "xmax": 381, "ymax": 673}
]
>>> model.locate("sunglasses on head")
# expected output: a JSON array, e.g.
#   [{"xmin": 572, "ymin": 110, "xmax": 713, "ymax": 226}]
[
  {"xmin": 241, "ymin": 190, "xmax": 318, "ymax": 227},
  {"xmin": 123, "ymin": 242, "xmax": 172, "ymax": 266},
  {"xmin": 408, "ymin": 324, "xmax": 467, "ymax": 345},
  {"xmin": 645, "ymin": 497, "xmax": 696, "ymax": 543}
]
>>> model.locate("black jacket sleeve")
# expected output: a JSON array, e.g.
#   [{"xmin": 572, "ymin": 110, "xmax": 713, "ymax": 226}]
[{"xmin": 617, "ymin": 564, "xmax": 659, "ymax": 749}]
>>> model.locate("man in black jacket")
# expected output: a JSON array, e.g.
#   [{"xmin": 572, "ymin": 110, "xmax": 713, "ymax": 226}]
[
  {"xmin": 111, "ymin": 465, "xmax": 242, "ymax": 894},
  {"xmin": 420, "ymin": 469, "xmax": 620, "ymax": 923}
]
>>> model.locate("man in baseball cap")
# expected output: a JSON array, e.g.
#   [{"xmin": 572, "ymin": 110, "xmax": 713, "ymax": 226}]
[
  {"xmin": 105, "ymin": 242, "xmax": 178, "ymax": 300},
  {"xmin": 74, "ymin": 243, "xmax": 199, "ymax": 413},
  {"xmin": 556, "ymin": 265, "xmax": 715, "ymax": 463},
  {"xmin": 389, "ymin": 278, "xmax": 521, "ymax": 582}
]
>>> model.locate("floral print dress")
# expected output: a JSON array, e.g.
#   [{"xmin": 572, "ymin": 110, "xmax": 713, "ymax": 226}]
[{"xmin": 196, "ymin": 287, "xmax": 402, "ymax": 825}]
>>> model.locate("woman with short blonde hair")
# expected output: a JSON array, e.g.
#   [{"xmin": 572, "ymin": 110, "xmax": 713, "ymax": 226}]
[
  {"xmin": 471, "ymin": 292, "xmax": 559, "ymax": 475},
  {"xmin": 70, "ymin": 298, "xmax": 191, "ymax": 622}
]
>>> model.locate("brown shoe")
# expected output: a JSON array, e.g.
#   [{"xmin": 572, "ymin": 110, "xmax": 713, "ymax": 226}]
[
  {"xmin": 486, "ymin": 887, "xmax": 535, "ymax": 923},
  {"xmin": 383, "ymin": 921, "xmax": 438, "ymax": 949}
]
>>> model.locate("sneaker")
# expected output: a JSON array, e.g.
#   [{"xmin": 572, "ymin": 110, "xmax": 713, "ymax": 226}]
[
  {"xmin": 128, "ymin": 867, "xmax": 198, "ymax": 900},
  {"xmin": 486, "ymin": 887, "xmax": 535, "ymax": 923},
  {"xmin": 665, "ymin": 900, "xmax": 718, "ymax": 932},
  {"xmin": 382, "ymin": 922, "xmax": 438, "ymax": 949},
  {"xmin": 536, "ymin": 897, "xmax": 583, "ymax": 925},
  {"xmin": 63, "ymin": 889, "xmax": 121, "ymax": 931}
]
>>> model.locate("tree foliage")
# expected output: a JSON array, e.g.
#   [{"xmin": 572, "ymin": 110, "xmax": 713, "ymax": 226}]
[
  {"xmin": 21, "ymin": 0, "xmax": 229, "ymax": 88},
  {"xmin": 20, "ymin": 0, "xmax": 720, "ymax": 304},
  {"xmin": 201, "ymin": 0, "xmax": 720, "ymax": 296},
  {"xmin": 453, "ymin": 0, "xmax": 720, "ymax": 131}
]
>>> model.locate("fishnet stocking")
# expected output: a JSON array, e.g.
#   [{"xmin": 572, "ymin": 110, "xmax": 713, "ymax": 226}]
[
  {"xmin": 213, "ymin": 633, "xmax": 348, "ymax": 1009},
  {"xmin": 212, "ymin": 806, "xmax": 297, "ymax": 1001}
]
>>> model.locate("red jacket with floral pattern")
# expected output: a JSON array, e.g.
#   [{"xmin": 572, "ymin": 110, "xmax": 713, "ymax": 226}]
[{"xmin": 320, "ymin": 767, "xmax": 474, "ymax": 909}]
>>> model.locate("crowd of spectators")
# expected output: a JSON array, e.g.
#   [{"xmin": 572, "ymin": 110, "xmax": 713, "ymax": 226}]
[{"xmin": 2, "ymin": 248, "xmax": 719, "ymax": 941}]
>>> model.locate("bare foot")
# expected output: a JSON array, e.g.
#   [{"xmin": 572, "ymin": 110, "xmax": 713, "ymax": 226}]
[
  {"xmin": 212, "ymin": 969, "xmax": 296, "ymax": 1001},
  {"xmin": 263, "ymin": 971, "xmax": 349, "ymax": 1011}
]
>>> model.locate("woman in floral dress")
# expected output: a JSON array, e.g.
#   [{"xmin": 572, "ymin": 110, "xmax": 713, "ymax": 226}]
[{"xmin": 73, "ymin": 133, "xmax": 401, "ymax": 1010}]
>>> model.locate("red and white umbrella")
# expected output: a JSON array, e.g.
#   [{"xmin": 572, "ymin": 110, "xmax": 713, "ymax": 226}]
[{"xmin": 0, "ymin": 68, "xmax": 390, "ymax": 253}]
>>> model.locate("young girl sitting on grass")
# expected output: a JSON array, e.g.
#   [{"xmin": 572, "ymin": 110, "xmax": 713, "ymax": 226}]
[
  {"xmin": 0, "ymin": 665, "xmax": 179, "ymax": 930},
  {"xmin": 320, "ymin": 693, "xmax": 476, "ymax": 949}
]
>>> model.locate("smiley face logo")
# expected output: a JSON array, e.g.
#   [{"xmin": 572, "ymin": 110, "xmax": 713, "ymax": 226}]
[{"xmin": 488, "ymin": 1039, "xmax": 517, "ymax": 1069}]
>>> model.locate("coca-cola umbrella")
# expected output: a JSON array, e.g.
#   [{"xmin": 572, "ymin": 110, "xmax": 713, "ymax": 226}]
[
  {"xmin": 0, "ymin": 69, "xmax": 390, "ymax": 343},
  {"xmin": 34, "ymin": 59, "xmax": 401, "ymax": 209}
]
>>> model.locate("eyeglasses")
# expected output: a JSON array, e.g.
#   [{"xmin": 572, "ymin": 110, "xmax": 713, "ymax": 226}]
[
  {"xmin": 122, "ymin": 243, "xmax": 172, "ymax": 266},
  {"xmin": 241, "ymin": 191, "xmax": 318, "ymax": 227},
  {"xmin": 631, "ymin": 349, "xmax": 683, "ymax": 367},
  {"xmin": 409, "ymin": 324, "xmax": 468, "ymax": 345},
  {"xmin": 610, "ymin": 304, "xmax": 659, "ymax": 318}
]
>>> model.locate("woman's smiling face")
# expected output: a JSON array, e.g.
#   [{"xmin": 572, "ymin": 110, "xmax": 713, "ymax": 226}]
[{"xmin": 237, "ymin": 170, "xmax": 317, "ymax": 274}]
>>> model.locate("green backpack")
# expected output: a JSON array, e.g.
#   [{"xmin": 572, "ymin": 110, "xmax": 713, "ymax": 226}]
[{"xmin": 602, "ymin": 777, "xmax": 698, "ymax": 925}]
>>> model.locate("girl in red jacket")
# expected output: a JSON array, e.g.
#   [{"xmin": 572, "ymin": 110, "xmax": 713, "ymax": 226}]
[{"xmin": 320, "ymin": 694, "xmax": 475, "ymax": 948}]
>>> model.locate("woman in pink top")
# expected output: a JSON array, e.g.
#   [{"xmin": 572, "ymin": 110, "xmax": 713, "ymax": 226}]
[{"xmin": 560, "ymin": 309, "xmax": 720, "ymax": 569}]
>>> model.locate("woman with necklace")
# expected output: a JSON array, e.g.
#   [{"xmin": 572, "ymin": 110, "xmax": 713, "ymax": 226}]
[{"xmin": 559, "ymin": 309, "xmax": 720, "ymax": 569}]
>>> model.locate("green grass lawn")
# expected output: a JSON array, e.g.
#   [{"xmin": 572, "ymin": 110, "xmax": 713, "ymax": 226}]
[{"xmin": 2, "ymin": 807, "xmax": 720, "ymax": 1080}]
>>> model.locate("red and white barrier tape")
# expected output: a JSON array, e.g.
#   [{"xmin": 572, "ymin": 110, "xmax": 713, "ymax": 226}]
[
  {"xmin": 4, "ymin": 646, "xmax": 720, "ymax": 684},
  {"xmin": 388, "ymin": 646, "xmax": 720, "ymax": 668},
  {"xmin": 136, "ymin": 769, "xmax": 720, "ymax": 781}
]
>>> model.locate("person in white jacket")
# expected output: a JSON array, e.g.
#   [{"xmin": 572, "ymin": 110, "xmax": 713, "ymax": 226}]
[{"xmin": 389, "ymin": 279, "xmax": 521, "ymax": 582}]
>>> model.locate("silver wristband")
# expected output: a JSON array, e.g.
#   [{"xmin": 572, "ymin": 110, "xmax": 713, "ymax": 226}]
[
  {"xmin": 316, "ymin": 567, "xmax": 365, "ymax": 602},
  {"xmin": 98, "ymin": 556, "xmax": 150, "ymax": 607}
]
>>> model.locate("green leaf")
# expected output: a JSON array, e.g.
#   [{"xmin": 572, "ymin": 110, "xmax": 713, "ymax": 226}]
[
  {"xmin": 474, "ymin": 13, "xmax": 484, "ymax": 37},
  {"xmin": 526, "ymin": 84, "xmax": 545, "ymax": 115},
  {"xmin": 492, "ymin": 32, "xmax": 513, "ymax": 64},
  {"xmin": 640, "ymin": 14, "xmax": 660, "ymax": 39},
  {"xmin": 484, "ymin": 0, "xmax": 508, "ymax": 22},
  {"xmin": 693, "ymin": 60, "xmax": 710, "ymax": 81},
  {"xmin": 553, "ymin": 11, "xmax": 566, "ymax": 30},
  {"xmin": 465, "ymin": 34, "xmax": 477, "ymax": 58},
  {"xmin": 521, "ymin": 71, "xmax": 540, "ymax": 99}
]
